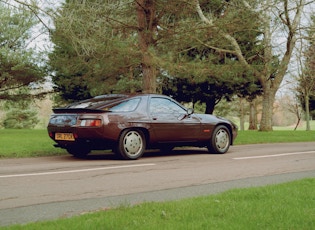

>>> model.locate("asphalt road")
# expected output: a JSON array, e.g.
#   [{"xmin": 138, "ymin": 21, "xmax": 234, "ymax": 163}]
[{"xmin": 1, "ymin": 142, "xmax": 315, "ymax": 226}]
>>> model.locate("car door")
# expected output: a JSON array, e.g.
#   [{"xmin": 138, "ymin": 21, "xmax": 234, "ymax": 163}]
[{"xmin": 149, "ymin": 97, "xmax": 201, "ymax": 143}]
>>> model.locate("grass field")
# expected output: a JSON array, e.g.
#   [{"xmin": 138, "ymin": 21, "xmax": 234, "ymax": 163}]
[
  {"xmin": 1, "ymin": 178, "xmax": 314, "ymax": 230},
  {"xmin": 0, "ymin": 129, "xmax": 64, "ymax": 158},
  {"xmin": 234, "ymin": 130, "xmax": 315, "ymax": 145}
]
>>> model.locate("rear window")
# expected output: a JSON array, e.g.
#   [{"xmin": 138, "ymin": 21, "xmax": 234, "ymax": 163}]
[
  {"xmin": 102, "ymin": 98, "xmax": 140, "ymax": 112},
  {"xmin": 66, "ymin": 95, "xmax": 128, "ymax": 109}
]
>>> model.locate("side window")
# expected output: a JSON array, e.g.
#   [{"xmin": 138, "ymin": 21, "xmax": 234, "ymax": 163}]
[
  {"xmin": 104, "ymin": 98, "xmax": 140, "ymax": 112},
  {"xmin": 150, "ymin": 98, "xmax": 186, "ymax": 114}
]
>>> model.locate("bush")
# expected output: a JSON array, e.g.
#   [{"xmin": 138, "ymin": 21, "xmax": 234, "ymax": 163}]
[{"xmin": 3, "ymin": 109, "xmax": 39, "ymax": 129}]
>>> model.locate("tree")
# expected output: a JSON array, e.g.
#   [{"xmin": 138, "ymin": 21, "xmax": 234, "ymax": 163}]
[
  {"xmin": 0, "ymin": 1, "xmax": 46, "ymax": 101},
  {"xmin": 49, "ymin": 0, "xmax": 308, "ymax": 127},
  {"xmin": 52, "ymin": 1, "xmax": 256, "ymax": 104},
  {"xmin": 2, "ymin": 90, "xmax": 39, "ymax": 129},
  {"xmin": 50, "ymin": 0, "xmax": 265, "ymax": 110},
  {"xmin": 298, "ymin": 15, "xmax": 315, "ymax": 130},
  {"xmin": 49, "ymin": 0, "xmax": 164, "ymax": 102},
  {"xmin": 193, "ymin": 0, "xmax": 306, "ymax": 131},
  {"xmin": 135, "ymin": 0, "xmax": 158, "ymax": 93},
  {"xmin": 159, "ymin": 0, "xmax": 263, "ymax": 114},
  {"xmin": 49, "ymin": 0, "xmax": 140, "ymax": 102}
]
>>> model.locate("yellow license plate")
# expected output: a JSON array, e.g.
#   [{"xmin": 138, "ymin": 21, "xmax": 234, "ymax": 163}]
[{"xmin": 55, "ymin": 133, "xmax": 75, "ymax": 141}]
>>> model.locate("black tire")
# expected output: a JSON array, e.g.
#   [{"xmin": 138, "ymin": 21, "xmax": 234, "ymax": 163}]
[
  {"xmin": 116, "ymin": 129, "xmax": 146, "ymax": 160},
  {"xmin": 207, "ymin": 125, "xmax": 230, "ymax": 154},
  {"xmin": 66, "ymin": 145, "xmax": 91, "ymax": 158}
]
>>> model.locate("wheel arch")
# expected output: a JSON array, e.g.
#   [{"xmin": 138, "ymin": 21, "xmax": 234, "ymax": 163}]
[
  {"xmin": 118, "ymin": 126, "xmax": 150, "ymax": 145},
  {"xmin": 115, "ymin": 126, "xmax": 149, "ymax": 160},
  {"xmin": 215, "ymin": 123, "xmax": 233, "ymax": 145}
]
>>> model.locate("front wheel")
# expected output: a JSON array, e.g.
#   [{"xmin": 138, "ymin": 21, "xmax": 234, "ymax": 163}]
[
  {"xmin": 207, "ymin": 125, "xmax": 230, "ymax": 154},
  {"xmin": 116, "ymin": 129, "xmax": 146, "ymax": 160}
]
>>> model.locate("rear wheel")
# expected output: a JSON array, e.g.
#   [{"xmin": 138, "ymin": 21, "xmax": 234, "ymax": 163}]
[
  {"xmin": 66, "ymin": 145, "xmax": 91, "ymax": 158},
  {"xmin": 116, "ymin": 129, "xmax": 146, "ymax": 160},
  {"xmin": 207, "ymin": 125, "xmax": 230, "ymax": 154}
]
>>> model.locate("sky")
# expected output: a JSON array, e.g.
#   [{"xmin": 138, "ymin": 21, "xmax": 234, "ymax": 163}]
[{"xmin": 27, "ymin": 0, "xmax": 63, "ymax": 52}]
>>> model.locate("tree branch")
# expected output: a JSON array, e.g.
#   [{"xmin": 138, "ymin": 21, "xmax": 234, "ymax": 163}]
[{"xmin": 193, "ymin": 0, "xmax": 250, "ymax": 68}]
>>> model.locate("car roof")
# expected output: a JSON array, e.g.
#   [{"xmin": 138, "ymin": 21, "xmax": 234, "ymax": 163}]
[
  {"xmin": 65, "ymin": 94, "xmax": 128, "ymax": 109},
  {"xmin": 64, "ymin": 93, "xmax": 172, "ymax": 110}
]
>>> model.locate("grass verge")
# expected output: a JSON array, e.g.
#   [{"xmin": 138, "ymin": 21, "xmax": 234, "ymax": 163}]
[
  {"xmin": 234, "ymin": 130, "xmax": 315, "ymax": 145},
  {"xmin": 1, "ymin": 129, "xmax": 315, "ymax": 158},
  {"xmin": 0, "ymin": 129, "xmax": 64, "ymax": 158},
  {"xmin": 1, "ymin": 178, "xmax": 314, "ymax": 230}
]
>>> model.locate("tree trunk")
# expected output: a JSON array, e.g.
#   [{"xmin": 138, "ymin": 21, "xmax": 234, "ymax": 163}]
[
  {"xmin": 259, "ymin": 0, "xmax": 304, "ymax": 131},
  {"xmin": 205, "ymin": 98, "xmax": 216, "ymax": 114},
  {"xmin": 239, "ymin": 98, "xmax": 245, "ymax": 131},
  {"xmin": 259, "ymin": 87, "xmax": 275, "ymax": 131},
  {"xmin": 129, "ymin": 67, "xmax": 135, "ymax": 93},
  {"xmin": 294, "ymin": 116, "xmax": 301, "ymax": 131},
  {"xmin": 305, "ymin": 89, "xmax": 310, "ymax": 131},
  {"xmin": 135, "ymin": 0, "xmax": 157, "ymax": 93},
  {"xmin": 248, "ymin": 100, "xmax": 257, "ymax": 130},
  {"xmin": 142, "ymin": 53, "xmax": 157, "ymax": 93}
]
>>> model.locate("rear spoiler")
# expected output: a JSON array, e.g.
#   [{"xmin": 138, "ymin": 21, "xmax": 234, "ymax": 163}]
[{"xmin": 52, "ymin": 108, "xmax": 109, "ymax": 114}]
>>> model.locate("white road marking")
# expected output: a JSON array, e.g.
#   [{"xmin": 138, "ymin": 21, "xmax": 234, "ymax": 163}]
[
  {"xmin": 0, "ymin": 163, "xmax": 156, "ymax": 179},
  {"xmin": 233, "ymin": 151, "xmax": 315, "ymax": 160}
]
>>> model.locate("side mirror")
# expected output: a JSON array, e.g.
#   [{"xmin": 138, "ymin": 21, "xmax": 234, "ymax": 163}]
[
  {"xmin": 177, "ymin": 108, "xmax": 194, "ymax": 121},
  {"xmin": 187, "ymin": 108, "xmax": 194, "ymax": 115}
]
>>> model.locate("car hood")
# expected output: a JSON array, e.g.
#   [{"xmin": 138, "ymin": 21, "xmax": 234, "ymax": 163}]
[{"xmin": 196, "ymin": 114, "xmax": 237, "ymax": 127}]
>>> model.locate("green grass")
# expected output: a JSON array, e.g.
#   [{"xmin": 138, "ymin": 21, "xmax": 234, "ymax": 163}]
[
  {"xmin": 1, "ymin": 178, "xmax": 314, "ymax": 230},
  {"xmin": 234, "ymin": 130, "xmax": 315, "ymax": 145},
  {"xmin": 1, "ymin": 129, "xmax": 315, "ymax": 158},
  {"xmin": 0, "ymin": 129, "xmax": 64, "ymax": 158}
]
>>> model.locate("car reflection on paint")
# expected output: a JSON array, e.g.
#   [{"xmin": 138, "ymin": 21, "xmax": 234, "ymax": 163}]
[{"xmin": 47, "ymin": 94, "xmax": 238, "ymax": 160}]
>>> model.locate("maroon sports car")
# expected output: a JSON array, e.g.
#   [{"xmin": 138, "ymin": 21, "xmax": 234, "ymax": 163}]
[{"xmin": 47, "ymin": 94, "xmax": 238, "ymax": 160}]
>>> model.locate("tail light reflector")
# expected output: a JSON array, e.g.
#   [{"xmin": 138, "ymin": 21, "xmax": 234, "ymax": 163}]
[{"xmin": 79, "ymin": 119, "xmax": 102, "ymax": 127}]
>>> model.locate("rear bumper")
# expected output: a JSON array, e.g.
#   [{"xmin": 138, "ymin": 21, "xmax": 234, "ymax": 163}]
[{"xmin": 47, "ymin": 126, "xmax": 116, "ymax": 150}]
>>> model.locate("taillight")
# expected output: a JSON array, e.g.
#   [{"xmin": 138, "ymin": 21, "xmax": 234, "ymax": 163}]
[{"xmin": 79, "ymin": 119, "xmax": 102, "ymax": 127}]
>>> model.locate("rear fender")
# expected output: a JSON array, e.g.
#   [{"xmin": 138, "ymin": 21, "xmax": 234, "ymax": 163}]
[{"xmin": 119, "ymin": 125, "xmax": 150, "ymax": 145}]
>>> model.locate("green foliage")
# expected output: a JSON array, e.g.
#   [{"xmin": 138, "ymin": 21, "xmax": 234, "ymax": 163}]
[
  {"xmin": 213, "ymin": 98, "xmax": 238, "ymax": 118},
  {"xmin": 3, "ymin": 109, "xmax": 39, "ymax": 129},
  {"xmin": 0, "ymin": 3, "xmax": 46, "ymax": 101},
  {"xmin": 49, "ymin": 0, "xmax": 264, "ymax": 107},
  {"xmin": 160, "ymin": 0, "xmax": 263, "ymax": 114},
  {"xmin": 115, "ymin": 74, "xmax": 143, "ymax": 94},
  {"xmin": 1, "ymin": 88, "xmax": 40, "ymax": 129},
  {"xmin": 49, "ymin": 0, "xmax": 141, "ymax": 102}
]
